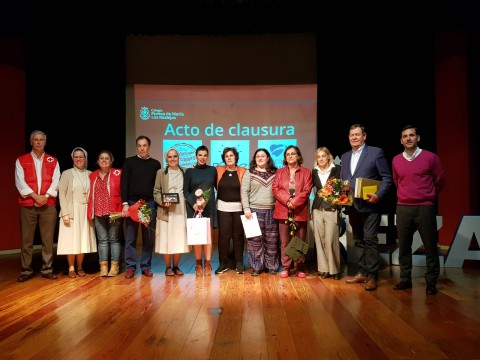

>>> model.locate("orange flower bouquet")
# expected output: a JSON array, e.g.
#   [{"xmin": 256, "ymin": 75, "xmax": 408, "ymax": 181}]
[{"xmin": 318, "ymin": 178, "xmax": 353, "ymax": 206}]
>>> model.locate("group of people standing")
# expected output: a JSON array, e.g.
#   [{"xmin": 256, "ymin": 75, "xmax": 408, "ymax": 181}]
[
  {"xmin": 339, "ymin": 124, "xmax": 445, "ymax": 295},
  {"xmin": 16, "ymin": 123, "xmax": 445, "ymax": 295},
  {"xmin": 16, "ymin": 132, "xmax": 126, "ymax": 281}
]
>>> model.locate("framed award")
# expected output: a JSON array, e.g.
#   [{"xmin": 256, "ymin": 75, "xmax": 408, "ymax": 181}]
[{"xmin": 162, "ymin": 193, "xmax": 179, "ymax": 204}]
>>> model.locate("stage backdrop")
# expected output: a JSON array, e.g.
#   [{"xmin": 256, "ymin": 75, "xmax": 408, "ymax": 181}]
[
  {"xmin": 125, "ymin": 34, "xmax": 317, "ymax": 157},
  {"xmin": 133, "ymin": 84, "xmax": 317, "ymax": 169}
]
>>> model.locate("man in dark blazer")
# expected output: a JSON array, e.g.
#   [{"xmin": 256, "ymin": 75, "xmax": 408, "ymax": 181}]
[{"xmin": 341, "ymin": 124, "xmax": 392, "ymax": 290}]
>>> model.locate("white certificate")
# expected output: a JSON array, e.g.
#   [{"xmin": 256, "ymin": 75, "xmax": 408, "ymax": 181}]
[{"xmin": 240, "ymin": 212, "xmax": 262, "ymax": 238}]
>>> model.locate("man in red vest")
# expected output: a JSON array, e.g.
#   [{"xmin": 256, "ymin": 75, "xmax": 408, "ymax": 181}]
[{"xmin": 15, "ymin": 130, "xmax": 60, "ymax": 282}]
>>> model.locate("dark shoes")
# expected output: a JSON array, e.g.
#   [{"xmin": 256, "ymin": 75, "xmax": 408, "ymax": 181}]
[
  {"xmin": 125, "ymin": 268, "xmax": 135, "ymax": 279},
  {"xmin": 215, "ymin": 262, "xmax": 229, "ymax": 274},
  {"xmin": 320, "ymin": 272, "xmax": 342, "ymax": 280},
  {"xmin": 393, "ymin": 281, "xmax": 413, "ymax": 291},
  {"xmin": 41, "ymin": 273, "xmax": 58, "ymax": 280},
  {"xmin": 165, "ymin": 267, "xmax": 183, "ymax": 276},
  {"xmin": 346, "ymin": 273, "xmax": 368, "ymax": 284},
  {"xmin": 173, "ymin": 266, "xmax": 184, "ymax": 276},
  {"xmin": 142, "ymin": 268, "xmax": 153, "ymax": 277},
  {"xmin": 332, "ymin": 273, "xmax": 342, "ymax": 280},
  {"xmin": 251, "ymin": 270, "xmax": 261, "ymax": 276},
  {"xmin": 318, "ymin": 272, "xmax": 342, "ymax": 282},
  {"xmin": 236, "ymin": 262, "xmax": 245, "ymax": 274},
  {"xmin": 268, "ymin": 269, "xmax": 278, "ymax": 275},
  {"xmin": 392, "ymin": 281, "xmax": 437, "ymax": 294},
  {"xmin": 125, "ymin": 267, "xmax": 155, "ymax": 278},
  {"xmin": 17, "ymin": 274, "xmax": 33, "ymax": 282}
]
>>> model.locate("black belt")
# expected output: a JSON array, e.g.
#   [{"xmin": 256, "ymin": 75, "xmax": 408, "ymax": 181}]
[{"xmin": 321, "ymin": 208, "xmax": 337, "ymax": 212}]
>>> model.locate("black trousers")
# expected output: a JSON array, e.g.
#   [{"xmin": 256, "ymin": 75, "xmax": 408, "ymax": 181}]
[
  {"xmin": 396, "ymin": 205, "xmax": 440, "ymax": 286},
  {"xmin": 217, "ymin": 210, "xmax": 244, "ymax": 263}
]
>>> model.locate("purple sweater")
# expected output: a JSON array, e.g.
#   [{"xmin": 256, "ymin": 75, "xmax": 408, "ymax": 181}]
[{"xmin": 392, "ymin": 150, "xmax": 445, "ymax": 206}]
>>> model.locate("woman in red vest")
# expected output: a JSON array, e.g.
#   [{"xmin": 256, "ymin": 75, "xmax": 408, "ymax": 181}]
[{"xmin": 87, "ymin": 150, "xmax": 123, "ymax": 277}]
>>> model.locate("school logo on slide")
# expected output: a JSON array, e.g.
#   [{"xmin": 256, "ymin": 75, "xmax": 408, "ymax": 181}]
[
  {"xmin": 258, "ymin": 139, "xmax": 297, "ymax": 169},
  {"xmin": 139, "ymin": 106, "xmax": 184, "ymax": 120},
  {"xmin": 172, "ymin": 143, "xmax": 197, "ymax": 168},
  {"xmin": 162, "ymin": 140, "xmax": 201, "ymax": 168},
  {"xmin": 269, "ymin": 144, "xmax": 285, "ymax": 157},
  {"xmin": 140, "ymin": 107, "xmax": 150, "ymax": 120}
]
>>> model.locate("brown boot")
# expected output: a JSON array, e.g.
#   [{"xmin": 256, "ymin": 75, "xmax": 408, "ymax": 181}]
[
  {"xmin": 99, "ymin": 261, "xmax": 108, "ymax": 277},
  {"xmin": 364, "ymin": 277, "xmax": 377, "ymax": 291},
  {"xmin": 195, "ymin": 260, "xmax": 203, "ymax": 277},
  {"xmin": 108, "ymin": 261, "xmax": 119, "ymax": 277},
  {"xmin": 204, "ymin": 260, "xmax": 212, "ymax": 276}
]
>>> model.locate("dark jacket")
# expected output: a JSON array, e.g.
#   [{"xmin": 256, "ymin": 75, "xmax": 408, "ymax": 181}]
[
  {"xmin": 340, "ymin": 144, "xmax": 392, "ymax": 213},
  {"xmin": 312, "ymin": 164, "xmax": 342, "ymax": 211}
]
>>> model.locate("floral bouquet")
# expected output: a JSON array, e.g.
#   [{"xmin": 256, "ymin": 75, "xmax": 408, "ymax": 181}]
[
  {"xmin": 318, "ymin": 178, "xmax": 353, "ymax": 206},
  {"xmin": 128, "ymin": 200, "xmax": 152, "ymax": 226},
  {"xmin": 109, "ymin": 199, "xmax": 152, "ymax": 227},
  {"xmin": 194, "ymin": 188, "xmax": 212, "ymax": 217}
]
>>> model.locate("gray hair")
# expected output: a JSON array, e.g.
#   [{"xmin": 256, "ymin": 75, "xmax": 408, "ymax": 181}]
[
  {"xmin": 30, "ymin": 130, "xmax": 46, "ymax": 143},
  {"xmin": 164, "ymin": 148, "xmax": 179, "ymax": 161}
]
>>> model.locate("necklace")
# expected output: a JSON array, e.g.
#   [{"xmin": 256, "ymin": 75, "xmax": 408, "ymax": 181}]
[
  {"xmin": 73, "ymin": 168, "xmax": 89, "ymax": 204},
  {"xmin": 227, "ymin": 166, "xmax": 237, "ymax": 176},
  {"xmin": 289, "ymin": 166, "xmax": 297, "ymax": 185}
]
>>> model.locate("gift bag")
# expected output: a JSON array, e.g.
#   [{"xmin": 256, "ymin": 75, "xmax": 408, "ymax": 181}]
[
  {"xmin": 187, "ymin": 217, "xmax": 212, "ymax": 245},
  {"xmin": 284, "ymin": 236, "xmax": 308, "ymax": 262}
]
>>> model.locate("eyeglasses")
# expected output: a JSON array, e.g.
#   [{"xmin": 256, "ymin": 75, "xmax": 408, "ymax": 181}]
[{"xmin": 286, "ymin": 152, "xmax": 297, "ymax": 157}]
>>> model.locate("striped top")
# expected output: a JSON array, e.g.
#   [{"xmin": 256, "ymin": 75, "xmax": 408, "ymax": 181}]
[{"xmin": 241, "ymin": 169, "xmax": 276, "ymax": 212}]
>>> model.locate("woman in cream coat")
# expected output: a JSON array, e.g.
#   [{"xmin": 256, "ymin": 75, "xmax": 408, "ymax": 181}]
[
  {"xmin": 153, "ymin": 148, "xmax": 189, "ymax": 276},
  {"xmin": 57, "ymin": 147, "xmax": 97, "ymax": 278}
]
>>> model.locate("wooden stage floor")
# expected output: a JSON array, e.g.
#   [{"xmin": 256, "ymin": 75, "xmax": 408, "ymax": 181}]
[{"xmin": 0, "ymin": 249, "xmax": 479, "ymax": 359}]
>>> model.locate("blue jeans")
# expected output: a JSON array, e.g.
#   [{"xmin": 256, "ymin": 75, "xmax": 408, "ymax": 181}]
[
  {"xmin": 94, "ymin": 215, "xmax": 122, "ymax": 262},
  {"xmin": 124, "ymin": 200, "xmax": 156, "ymax": 271}
]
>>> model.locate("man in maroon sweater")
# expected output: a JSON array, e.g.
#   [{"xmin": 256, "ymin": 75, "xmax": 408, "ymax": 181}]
[{"xmin": 392, "ymin": 125, "xmax": 446, "ymax": 295}]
